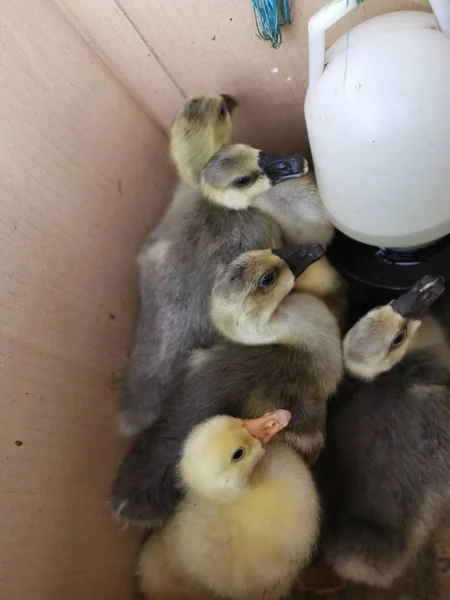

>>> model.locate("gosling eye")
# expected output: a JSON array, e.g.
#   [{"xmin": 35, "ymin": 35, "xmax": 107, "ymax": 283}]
[
  {"xmin": 233, "ymin": 176, "xmax": 253, "ymax": 188},
  {"xmin": 391, "ymin": 328, "xmax": 407, "ymax": 349},
  {"xmin": 258, "ymin": 270, "xmax": 277, "ymax": 291},
  {"xmin": 231, "ymin": 448, "xmax": 245, "ymax": 462},
  {"xmin": 218, "ymin": 102, "xmax": 227, "ymax": 118}
]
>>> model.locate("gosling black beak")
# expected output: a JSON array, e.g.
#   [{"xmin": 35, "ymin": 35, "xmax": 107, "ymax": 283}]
[
  {"xmin": 390, "ymin": 275, "xmax": 445, "ymax": 319},
  {"xmin": 220, "ymin": 94, "xmax": 238, "ymax": 115},
  {"xmin": 272, "ymin": 244, "xmax": 325, "ymax": 278},
  {"xmin": 258, "ymin": 152, "xmax": 309, "ymax": 185}
]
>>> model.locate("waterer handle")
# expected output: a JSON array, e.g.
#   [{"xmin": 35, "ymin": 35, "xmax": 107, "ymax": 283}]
[
  {"xmin": 429, "ymin": 0, "xmax": 450, "ymax": 38},
  {"xmin": 307, "ymin": 0, "xmax": 361, "ymax": 86},
  {"xmin": 307, "ymin": 0, "xmax": 450, "ymax": 87}
]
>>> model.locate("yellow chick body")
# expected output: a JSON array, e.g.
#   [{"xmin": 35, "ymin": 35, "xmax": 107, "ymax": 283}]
[{"xmin": 138, "ymin": 414, "xmax": 320, "ymax": 600}]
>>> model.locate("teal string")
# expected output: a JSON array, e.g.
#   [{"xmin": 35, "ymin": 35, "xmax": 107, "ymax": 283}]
[{"xmin": 251, "ymin": 0, "xmax": 291, "ymax": 49}]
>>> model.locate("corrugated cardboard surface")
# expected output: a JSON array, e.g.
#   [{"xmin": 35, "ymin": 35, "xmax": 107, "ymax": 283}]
[
  {"xmin": 57, "ymin": 0, "xmax": 424, "ymax": 150},
  {"xmin": 0, "ymin": 1, "xmax": 173, "ymax": 598},
  {"xmin": 116, "ymin": 0, "xmax": 425, "ymax": 152},
  {"xmin": 2, "ymin": 0, "xmax": 447, "ymax": 599},
  {"xmin": 54, "ymin": 0, "xmax": 183, "ymax": 132}
]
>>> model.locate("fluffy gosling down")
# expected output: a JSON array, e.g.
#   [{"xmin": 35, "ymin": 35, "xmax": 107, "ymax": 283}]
[
  {"xmin": 137, "ymin": 410, "xmax": 320, "ymax": 600},
  {"xmin": 315, "ymin": 275, "xmax": 450, "ymax": 589}
]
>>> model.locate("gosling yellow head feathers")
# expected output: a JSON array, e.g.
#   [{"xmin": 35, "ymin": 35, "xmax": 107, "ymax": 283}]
[
  {"xmin": 201, "ymin": 144, "xmax": 309, "ymax": 210},
  {"xmin": 211, "ymin": 244, "xmax": 325, "ymax": 345},
  {"xmin": 344, "ymin": 275, "xmax": 445, "ymax": 380},
  {"xmin": 170, "ymin": 93, "xmax": 237, "ymax": 188},
  {"xmin": 179, "ymin": 410, "xmax": 291, "ymax": 502},
  {"xmin": 170, "ymin": 94, "xmax": 308, "ymax": 208}
]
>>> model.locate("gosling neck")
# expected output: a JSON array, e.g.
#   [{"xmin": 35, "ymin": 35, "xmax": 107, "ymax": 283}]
[
  {"xmin": 200, "ymin": 183, "xmax": 252, "ymax": 211},
  {"xmin": 260, "ymin": 292, "xmax": 339, "ymax": 348},
  {"xmin": 407, "ymin": 314, "xmax": 450, "ymax": 366}
]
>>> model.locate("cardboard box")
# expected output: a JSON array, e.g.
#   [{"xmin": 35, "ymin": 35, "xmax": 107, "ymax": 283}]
[{"xmin": 0, "ymin": 1, "xmax": 429, "ymax": 598}]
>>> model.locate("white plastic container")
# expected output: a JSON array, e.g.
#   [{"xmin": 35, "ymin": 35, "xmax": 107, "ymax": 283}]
[{"xmin": 305, "ymin": 0, "xmax": 450, "ymax": 248}]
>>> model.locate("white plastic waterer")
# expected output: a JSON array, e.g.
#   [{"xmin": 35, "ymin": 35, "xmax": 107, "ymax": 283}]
[{"xmin": 304, "ymin": 0, "xmax": 450, "ymax": 249}]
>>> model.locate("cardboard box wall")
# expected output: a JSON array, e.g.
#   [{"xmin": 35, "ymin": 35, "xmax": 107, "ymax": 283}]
[{"xmin": 0, "ymin": 1, "xmax": 426, "ymax": 598}]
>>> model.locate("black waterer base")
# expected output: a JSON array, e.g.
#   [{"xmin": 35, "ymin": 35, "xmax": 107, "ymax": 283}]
[{"xmin": 327, "ymin": 231, "xmax": 450, "ymax": 324}]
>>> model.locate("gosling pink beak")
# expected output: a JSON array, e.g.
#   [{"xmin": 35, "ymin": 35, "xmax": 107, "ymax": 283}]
[{"xmin": 242, "ymin": 409, "xmax": 291, "ymax": 445}]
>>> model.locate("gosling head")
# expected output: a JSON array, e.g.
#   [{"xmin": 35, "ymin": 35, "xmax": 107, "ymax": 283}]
[
  {"xmin": 179, "ymin": 410, "xmax": 291, "ymax": 502},
  {"xmin": 200, "ymin": 144, "xmax": 309, "ymax": 210},
  {"xmin": 344, "ymin": 275, "xmax": 445, "ymax": 381},
  {"xmin": 170, "ymin": 93, "xmax": 238, "ymax": 188},
  {"xmin": 211, "ymin": 243, "xmax": 325, "ymax": 345}
]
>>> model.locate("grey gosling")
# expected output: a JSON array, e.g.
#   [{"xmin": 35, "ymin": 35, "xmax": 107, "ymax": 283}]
[{"xmin": 315, "ymin": 275, "xmax": 449, "ymax": 589}]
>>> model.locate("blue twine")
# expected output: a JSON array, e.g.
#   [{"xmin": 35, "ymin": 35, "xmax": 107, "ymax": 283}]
[{"xmin": 251, "ymin": 0, "xmax": 291, "ymax": 49}]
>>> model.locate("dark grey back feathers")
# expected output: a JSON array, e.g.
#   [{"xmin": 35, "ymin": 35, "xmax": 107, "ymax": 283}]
[
  {"xmin": 111, "ymin": 341, "xmax": 340, "ymax": 524},
  {"xmin": 316, "ymin": 349, "xmax": 450, "ymax": 585},
  {"xmin": 295, "ymin": 544, "xmax": 437, "ymax": 599},
  {"xmin": 119, "ymin": 192, "xmax": 280, "ymax": 436}
]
